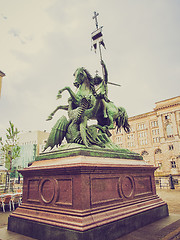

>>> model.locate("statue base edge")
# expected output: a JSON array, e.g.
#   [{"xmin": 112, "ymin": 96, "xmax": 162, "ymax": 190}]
[
  {"xmin": 8, "ymin": 154, "xmax": 168, "ymax": 240},
  {"xmin": 37, "ymin": 143, "xmax": 143, "ymax": 161},
  {"xmin": 8, "ymin": 204, "xmax": 168, "ymax": 240}
]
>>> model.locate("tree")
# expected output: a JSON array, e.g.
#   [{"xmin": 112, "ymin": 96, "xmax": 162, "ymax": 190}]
[{"xmin": 0, "ymin": 121, "xmax": 20, "ymax": 186}]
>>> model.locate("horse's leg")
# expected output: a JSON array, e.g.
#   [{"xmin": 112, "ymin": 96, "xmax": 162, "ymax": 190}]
[
  {"xmin": 108, "ymin": 115, "xmax": 115, "ymax": 129},
  {"xmin": 57, "ymin": 87, "xmax": 78, "ymax": 105},
  {"xmin": 46, "ymin": 105, "xmax": 69, "ymax": 121}
]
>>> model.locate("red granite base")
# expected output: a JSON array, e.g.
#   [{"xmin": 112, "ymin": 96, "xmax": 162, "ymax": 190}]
[{"xmin": 8, "ymin": 153, "xmax": 168, "ymax": 239}]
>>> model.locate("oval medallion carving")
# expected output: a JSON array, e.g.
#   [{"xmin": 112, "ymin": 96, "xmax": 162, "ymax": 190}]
[
  {"xmin": 39, "ymin": 178, "xmax": 55, "ymax": 204},
  {"xmin": 121, "ymin": 176, "xmax": 134, "ymax": 199}
]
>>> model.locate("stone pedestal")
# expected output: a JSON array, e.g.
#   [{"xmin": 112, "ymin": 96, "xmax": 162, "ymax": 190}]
[{"xmin": 8, "ymin": 146, "xmax": 168, "ymax": 240}]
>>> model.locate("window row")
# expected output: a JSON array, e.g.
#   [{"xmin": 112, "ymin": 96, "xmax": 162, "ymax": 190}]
[
  {"xmin": 153, "ymin": 137, "xmax": 160, "ymax": 143},
  {"xmin": 127, "ymin": 134, "xmax": 134, "ymax": 140},
  {"xmin": 151, "ymin": 120, "xmax": 158, "ymax": 128},
  {"xmin": 137, "ymin": 123, "xmax": 146, "ymax": 130},
  {"xmin": 138, "ymin": 131, "xmax": 147, "ymax": 138},
  {"xmin": 139, "ymin": 139, "xmax": 148, "ymax": 146},
  {"xmin": 127, "ymin": 142, "xmax": 135, "ymax": 147},
  {"xmin": 152, "ymin": 129, "xmax": 159, "ymax": 135},
  {"xmin": 141, "ymin": 146, "xmax": 175, "ymax": 156},
  {"xmin": 116, "ymin": 136, "xmax": 122, "ymax": 143}
]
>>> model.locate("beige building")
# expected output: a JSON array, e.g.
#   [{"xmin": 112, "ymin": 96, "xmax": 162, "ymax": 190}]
[
  {"xmin": 13, "ymin": 130, "xmax": 50, "ymax": 169},
  {"xmin": 111, "ymin": 96, "xmax": 180, "ymax": 186},
  {"xmin": 18, "ymin": 130, "xmax": 50, "ymax": 156}
]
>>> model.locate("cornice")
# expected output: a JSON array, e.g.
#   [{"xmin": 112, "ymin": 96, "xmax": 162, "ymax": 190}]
[
  {"xmin": 154, "ymin": 102, "xmax": 180, "ymax": 111},
  {"xmin": 129, "ymin": 96, "xmax": 180, "ymax": 121},
  {"xmin": 129, "ymin": 111, "xmax": 155, "ymax": 121},
  {"xmin": 0, "ymin": 71, "xmax": 5, "ymax": 77}
]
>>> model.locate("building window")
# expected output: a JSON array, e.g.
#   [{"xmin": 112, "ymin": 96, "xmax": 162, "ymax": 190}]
[
  {"xmin": 140, "ymin": 139, "xmax": 148, "ymax": 146},
  {"xmin": 158, "ymin": 162, "xmax": 162, "ymax": 170},
  {"xmin": 171, "ymin": 161, "xmax": 176, "ymax": 168},
  {"xmin": 127, "ymin": 142, "xmax": 135, "ymax": 147},
  {"xmin": 169, "ymin": 145, "xmax": 174, "ymax": 150},
  {"xmin": 152, "ymin": 129, "xmax": 159, "ymax": 135},
  {"xmin": 138, "ymin": 131, "xmax": 147, "ymax": 138},
  {"xmin": 119, "ymin": 143, "xmax": 123, "ymax": 148},
  {"xmin": 155, "ymin": 148, "xmax": 162, "ymax": 154},
  {"xmin": 166, "ymin": 124, "xmax": 173, "ymax": 137},
  {"xmin": 151, "ymin": 121, "xmax": 158, "ymax": 128},
  {"xmin": 116, "ymin": 136, "xmax": 122, "ymax": 143},
  {"xmin": 165, "ymin": 114, "xmax": 170, "ymax": 120},
  {"xmin": 153, "ymin": 137, "xmax": 160, "ymax": 143},
  {"xmin": 137, "ymin": 123, "xmax": 146, "ymax": 130},
  {"xmin": 127, "ymin": 134, "xmax": 134, "ymax": 140},
  {"xmin": 141, "ymin": 150, "xmax": 149, "ymax": 156}
]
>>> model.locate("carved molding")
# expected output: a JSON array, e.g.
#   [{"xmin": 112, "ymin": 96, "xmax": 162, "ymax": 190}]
[
  {"xmin": 90, "ymin": 176, "xmax": 120, "ymax": 206},
  {"xmin": 39, "ymin": 178, "xmax": 57, "ymax": 204},
  {"xmin": 119, "ymin": 175, "xmax": 135, "ymax": 199}
]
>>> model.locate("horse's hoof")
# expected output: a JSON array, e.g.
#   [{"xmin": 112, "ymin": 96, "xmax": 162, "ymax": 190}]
[
  {"xmin": 46, "ymin": 116, "xmax": 52, "ymax": 121},
  {"xmin": 57, "ymin": 94, "xmax": 62, "ymax": 99}
]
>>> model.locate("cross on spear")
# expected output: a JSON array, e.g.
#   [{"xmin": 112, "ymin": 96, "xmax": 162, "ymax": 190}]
[
  {"xmin": 92, "ymin": 11, "xmax": 99, "ymax": 29},
  {"xmin": 92, "ymin": 11, "xmax": 103, "ymax": 62},
  {"xmin": 92, "ymin": 12, "xmax": 121, "ymax": 87}
]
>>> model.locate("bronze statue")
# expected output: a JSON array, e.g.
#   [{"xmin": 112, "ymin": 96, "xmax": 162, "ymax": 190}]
[
  {"xmin": 44, "ymin": 12, "xmax": 130, "ymax": 151},
  {"xmin": 44, "ymin": 61, "xmax": 130, "ymax": 151}
]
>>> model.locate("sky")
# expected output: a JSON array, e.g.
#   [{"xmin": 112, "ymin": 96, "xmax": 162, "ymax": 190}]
[{"xmin": 0, "ymin": 0, "xmax": 180, "ymax": 137}]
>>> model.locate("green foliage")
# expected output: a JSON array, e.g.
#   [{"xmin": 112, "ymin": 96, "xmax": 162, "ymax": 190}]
[{"xmin": 0, "ymin": 121, "xmax": 20, "ymax": 170}]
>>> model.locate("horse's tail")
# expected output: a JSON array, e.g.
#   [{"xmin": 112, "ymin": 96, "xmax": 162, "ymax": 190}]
[
  {"xmin": 116, "ymin": 107, "xmax": 130, "ymax": 133},
  {"xmin": 43, "ymin": 115, "xmax": 69, "ymax": 151}
]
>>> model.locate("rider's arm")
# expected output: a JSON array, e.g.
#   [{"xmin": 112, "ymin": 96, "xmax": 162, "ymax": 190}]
[{"xmin": 101, "ymin": 60, "xmax": 108, "ymax": 84}]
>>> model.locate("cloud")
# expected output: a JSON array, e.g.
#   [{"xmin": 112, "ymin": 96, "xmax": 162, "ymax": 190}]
[
  {"xmin": 0, "ymin": 0, "xmax": 180, "ymax": 135},
  {"xmin": 1, "ymin": 13, "xmax": 7, "ymax": 20}
]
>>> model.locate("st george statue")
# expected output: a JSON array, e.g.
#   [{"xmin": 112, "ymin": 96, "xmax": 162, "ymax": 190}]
[{"xmin": 44, "ymin": 61, "xmax": 130, "ymax": 151}]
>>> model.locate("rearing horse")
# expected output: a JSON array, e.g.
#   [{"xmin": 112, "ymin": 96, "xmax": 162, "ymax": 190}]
[
  {"xmin": 46, "ymin": 67, "xmax": 130, "ymax": 133},
  {"xmin": 46, "ymin": 67, "xmax": 96, "ymax": 121}
]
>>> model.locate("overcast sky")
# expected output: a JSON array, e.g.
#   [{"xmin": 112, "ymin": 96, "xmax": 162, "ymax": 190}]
[{"xmin": 0, "ymin": 0, "xmax": 180, "ymax": 137}]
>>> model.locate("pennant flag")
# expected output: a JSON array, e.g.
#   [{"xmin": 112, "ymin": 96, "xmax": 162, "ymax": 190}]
[
  {"xmin": 100, "ymin": 39, "xmax": 106, "ymax": 49},
  {"xmin": 91, "ymin": 27, "xmax": 106, "ymax": 52}
]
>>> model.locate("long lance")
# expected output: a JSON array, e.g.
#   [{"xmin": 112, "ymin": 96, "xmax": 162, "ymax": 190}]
[
  {"xmin": 92, "ymin": 11, "xmax": 121, "ymax": 87},
  {"xmin": 92, "ymin": 12, "xmax": 104, "ymax": 76}
]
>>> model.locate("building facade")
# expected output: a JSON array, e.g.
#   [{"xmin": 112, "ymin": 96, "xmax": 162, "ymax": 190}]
[
  {"xmin": 111, "ymin": 96, "xmax": 180, "ymax": 186},
  {"xmin": 13, "ymin": 130, "xmax": 49, "ymax": 170}
]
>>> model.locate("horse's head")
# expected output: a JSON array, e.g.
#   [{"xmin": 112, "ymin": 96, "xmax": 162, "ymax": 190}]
[
  {"xmin": 73, "ymin": 67, "xmax": 97, "ymax": 97},
  {"xmin": 73, "ymin": 68, "xmax": 87, "ymax": 88}
]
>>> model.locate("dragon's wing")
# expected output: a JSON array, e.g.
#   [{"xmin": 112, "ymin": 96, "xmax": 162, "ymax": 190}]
[{"xmin": 43, "ymin": 116, "xmax": 69, "ymax": 151}]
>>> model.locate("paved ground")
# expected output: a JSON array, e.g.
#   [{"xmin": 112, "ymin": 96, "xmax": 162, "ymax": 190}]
[
  {"xmin": 0, "ymin": 189, "xmax": 180, "ymax": 240},
  {"xmin": 116, "ymin": 189, "xmax": 180, "ymax": 240}
]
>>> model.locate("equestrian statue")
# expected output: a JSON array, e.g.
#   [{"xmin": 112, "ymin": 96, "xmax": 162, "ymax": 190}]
[{"xmin": 44, "ymin": 60, "xmax": 130, "ymax": 151}]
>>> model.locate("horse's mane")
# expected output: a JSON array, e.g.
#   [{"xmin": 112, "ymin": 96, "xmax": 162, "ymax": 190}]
[{"xmin": 83, "ymin": 68, "xmax": 97, "ymax": 97}]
